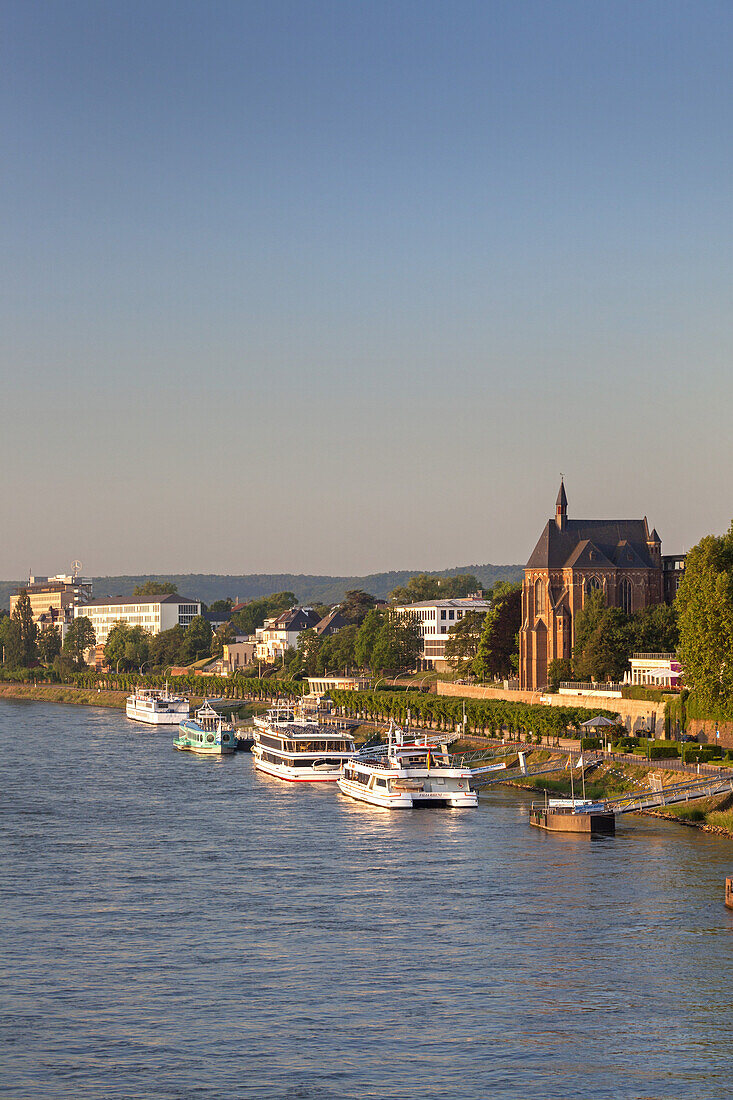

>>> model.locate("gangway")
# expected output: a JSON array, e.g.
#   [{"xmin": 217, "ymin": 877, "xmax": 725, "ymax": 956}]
[{"xmin": 583, "ymin": 773, "xmax": 733, "ymax": 816}]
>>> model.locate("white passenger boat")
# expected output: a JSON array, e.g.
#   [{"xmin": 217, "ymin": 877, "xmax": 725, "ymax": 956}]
[
  {"xmin": 252, "ymin": 705, "xmax": 355, "ymax": 782},
  {"xmin": 338, "ymin": 723, "xmax": 478, "ymax": 809},
  {"xmin": 126, "ymin": 685, "xmax": 189, "ymax": 725}
]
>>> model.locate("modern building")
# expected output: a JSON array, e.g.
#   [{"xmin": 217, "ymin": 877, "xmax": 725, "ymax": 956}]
[
  {"xmin": 391, "ymin": 594, "xmax": 491, "ymax": 671},
  {"xmin": 307, "ymin": 675, "xmax": 372, "ymax": 696},
  {"xmin": 254, "ymin": 607, "xmax": 322, "ymax": 662},
  {"xmin": 75, "ymin": 594, "xmax": 202, "ymax": 646},
  {"xmin": 10, "ymin": 572, "xmax": 93, "ymax": 639},
  {"xmin": 519, "ymin": 481, "xmax": 685, "ymax": 690}
]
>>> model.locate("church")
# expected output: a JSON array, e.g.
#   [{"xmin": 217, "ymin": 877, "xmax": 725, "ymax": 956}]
[{"xmin": 519, "ymin": 482, "xmax": 685, "ymax": 691}]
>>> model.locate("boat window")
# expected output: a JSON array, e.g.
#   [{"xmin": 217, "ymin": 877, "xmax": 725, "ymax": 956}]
[{"xmin": 206, "ymin": 734, "xmax": 215, "ymax": 743}]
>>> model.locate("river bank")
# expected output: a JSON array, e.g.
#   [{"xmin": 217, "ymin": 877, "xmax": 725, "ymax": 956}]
[
  {"xmin": 0, "ymin": 682, "xmax": 128, "ymax": 708},
  {"xmin": 501, "ymin": 750, "xmax": 733, "ymax": 839}
]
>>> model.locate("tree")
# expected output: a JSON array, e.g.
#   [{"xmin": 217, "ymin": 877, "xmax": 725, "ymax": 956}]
[
  {"xmin": 370, "ymin": 614, "xmax": 421, "ymax": 674},
  {"xmin": 389, "ymin": 573, "xmax": 480, "ymax": 604},
  {"xmin": 62, "ymin": 617, "xmax": 96, "ymax": 667},
  {"xmin": 630, "ymin": 604, "xmax": 679, "ymax": 654},
  {"xmin": 547, "ymin": 657, "xmax": 573, "ymax": 693},
  {"xmin": 212, "ymin": 621, "xmax": 237, "ymax": 657},
  {"xmin": 355, "ymin": 608, "xmax": 385, "ymax": 669},
  {"xmin": 445, "ymin": 611, "xmax": 487, "ymax": 672},
  {"xmin": 104, "ymin": 621, "xmax": 153, "ymax": 671},
  {"xmin": 179, "ymin": 615, "xmax": 213, "ymax": 664},
  {"xmin": 132, "ymin": 580, "xmax": 178, "ymax": 597},
  {"xmin": 231, "ymin": 592, "xmax": 297, "ymax": 636},
  {"xmin": 148, "ymin": 624, "xmax": 186, "ymax": 669},
  {"xmin": 571, "ymin": 592, "xmax": 634, "ymax": 683},
  {"xmin": 0, "ymin": 616, "xmax": 23, "ymax": 668},
  {"xmin": 340, "ymin": 590, "xmax": 376, "ymax": 626},
  {"xmin": 208, "ymin": 598, "xmax": 233, "ymax": 614},
  {"xmin": 38, "ymin": 625, "xmax": 62, "ymax": 664},
  {"xmin": 473, "ymin": 585, "xmax": 521, "ymax": 681},
  {"xmin": 676, "ymin": 526, "xmax": 733, "ymax": 713},
  {"xmin": 11, "ymin": 590, "xmax": 38, "ymax": 667}
]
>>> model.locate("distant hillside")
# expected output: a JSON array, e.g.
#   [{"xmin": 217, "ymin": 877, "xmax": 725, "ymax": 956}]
[{"xmin": 1, "ymin": 564, "xmax": 523, "ymax": 611}]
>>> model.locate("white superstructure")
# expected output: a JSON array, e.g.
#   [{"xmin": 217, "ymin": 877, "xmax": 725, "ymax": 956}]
[
  {"xmin": 252, "ymin": 706, "xmax": 356, "ymax": 782},
  {"xmin": 76, "ymin": 593, "xmax": 202, "ymax": 645},
  {"xmin": 126, "ymin": 686, "xmax": 189, "ymax": 725},
  {"xmin": 338, "ymin": 724, "xmax": 477, "ymax": 809}
]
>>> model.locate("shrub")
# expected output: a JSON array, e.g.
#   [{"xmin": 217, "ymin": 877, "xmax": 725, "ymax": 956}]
[{"xmin": 581, "ymin": 736, "xmax": 601, "ymax": 750}]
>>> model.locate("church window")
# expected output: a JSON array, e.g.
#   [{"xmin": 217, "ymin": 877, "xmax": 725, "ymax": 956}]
[
  {"xmin": 535, "ymin": 579, "xmax": 546, "ymax": 616},
  {"xmin": 619, "ymin": 577, "xmax": 632, "ymax": 616},
  {"xmin": 585, "ymin": 576, "xmax": 602, "ymax": 598}
]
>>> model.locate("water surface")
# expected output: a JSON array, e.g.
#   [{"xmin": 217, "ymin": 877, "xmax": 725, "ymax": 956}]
[{"xmin": 2, "ymin": 699, "xmax": 732, "ymax": 1098}]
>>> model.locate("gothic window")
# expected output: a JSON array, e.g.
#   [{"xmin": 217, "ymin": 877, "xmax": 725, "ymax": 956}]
[
  {"xmin": 535, "ymin": 578, "xmax": 546, "ymax": 617},
  {"xmin": 619, "ymin": 577, "xmax": 632, "ymax": 616},
  {"xmin": 585, "ymin": 576, "xmax": 602, "ymax": 598}
]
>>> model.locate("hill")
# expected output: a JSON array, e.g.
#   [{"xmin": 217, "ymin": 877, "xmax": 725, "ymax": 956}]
[{"xmin": 1, "ymin": 564, "xmax": 523, "ymax": 611}]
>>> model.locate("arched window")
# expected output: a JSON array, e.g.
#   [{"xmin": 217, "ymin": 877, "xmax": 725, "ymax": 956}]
[
  {"xmin": 619, "ymin": 577, "xmax": 632, "ymax": 616},
  {"xmin": 535, "ymin": 578, "xmax": 546, "ymax": 617},
  {"xmin": 585, "ymin": 575, "xmax": 602, "ymax": 598}
]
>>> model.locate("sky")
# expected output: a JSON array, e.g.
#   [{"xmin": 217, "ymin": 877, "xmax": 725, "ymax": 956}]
[{"xmin": 2, "ymin": 0, "xmax": 732, "ymax": 579}]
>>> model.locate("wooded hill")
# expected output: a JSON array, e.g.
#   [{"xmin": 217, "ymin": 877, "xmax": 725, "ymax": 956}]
[{"xmin": 1, "ymin": 563, "xmax": 523, "ymax": 611}]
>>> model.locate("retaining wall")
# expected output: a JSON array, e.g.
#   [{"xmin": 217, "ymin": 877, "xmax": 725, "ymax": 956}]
[{"xmin": 437, "ymin": 681, "xmax": 667, "ymax": 736}]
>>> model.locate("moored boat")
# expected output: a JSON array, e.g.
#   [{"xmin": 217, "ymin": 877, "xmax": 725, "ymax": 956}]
[
  {"xmin": 337, "ymin": 723, "xmax": 477, "ymax": 809},
  {"xmin": 126, "ymin": 685, "xmax": 189, "ymax": 725},
  {"xmin": 252, "ymin": 705, "xmax": 355, "ymax": 781},
  {"xmin": 174, "ymin": 700, "xmax": 237, "ymax": 755}
]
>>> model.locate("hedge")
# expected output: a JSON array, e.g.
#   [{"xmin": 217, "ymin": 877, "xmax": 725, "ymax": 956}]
[{"xmin": 326, "ymin": 688, "xmax": 615, "ymax": 739}]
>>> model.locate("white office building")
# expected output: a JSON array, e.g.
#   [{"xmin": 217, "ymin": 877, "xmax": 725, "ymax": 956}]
[
  {"xmin": 75, "ymin": 594, "xmax": 202, "ymax": 646},
  {"xmin": 391, "ymin": 595, "xmax": 491, "ymax": 670}
]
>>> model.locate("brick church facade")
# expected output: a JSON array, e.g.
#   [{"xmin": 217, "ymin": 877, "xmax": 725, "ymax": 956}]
[{"xmin": 519, "ymin": 482, "xmax": 684, "ymax": 691}]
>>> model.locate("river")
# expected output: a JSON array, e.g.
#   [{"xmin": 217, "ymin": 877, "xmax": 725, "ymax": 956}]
[{"xmin": 2, "ymin": 699, "xmax": 733, "ymax": 1099}]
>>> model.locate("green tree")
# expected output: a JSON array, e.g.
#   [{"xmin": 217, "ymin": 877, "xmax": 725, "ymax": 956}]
[
  {"xmin": 473, "ymin": 585, "xmax": 521, "ymax": 681},
  {"xmin": 179, "ymin": 615, "xmax": 213, "ymax": 664},
  {"xmin": 355, "ymin": 608, "xmax": 385, "ymax": 669},
  {"xmin": 445, "ymin": 610, "xmax": 487, "ymax": 672},
  {"xmin": 676, "ymin": 526, "xmax": 733, "ymax": 713},
  {"xmin": 104, "ymin": 621, "xmax": 132, "ymax": 669},
  {"xmin": 148, "ymin": 624, "xmax": 186, "ymax": 669},
  {"xmin": 630, "ymin": 604, "xmax": 679, "ymax": 654},
  {"xmin": 0, "ymin": 616, "xmax": 23, "ymax": 667},
  {"xmin": 340, "ymin": 589, "xmax": 376, "ymax": 625},
  {"xmin": 132, "ymin": 580, "xmax": 179, "ymax": 597},
  {"xmin": 389, "ymin": 573, "xmax": 480, "ymax": 604},
  {"xmin": 62, "ymin": 617, "xmax": 96, "ymax": 667},
  {"xmin": 38, "ymin": 625, "xmax": 62, "ymax": 664},
  {"xmin": 211, "ymin": 621, "xmax": 237, "ymax": 657},
  {"xmin": 208, "ymin": 598, "xmax": 233, "ymax": 614},
  {"xmin": 231, "ymin": 592, "xmax": 297, "ymax": 636},
  {"xmin": 547, "ymin": 657, "xmax": 573, "ymax": 692},
  {"xmin": 573, "ymin": 607, "xmax": 631, "ymax": 682},
  {"xmin": 11, "ymin": 590, "xmax": 38, "ymax": 667},
  {"xmin": 370, "ymin": 614, "xmax": 421, "ymax": 674}
]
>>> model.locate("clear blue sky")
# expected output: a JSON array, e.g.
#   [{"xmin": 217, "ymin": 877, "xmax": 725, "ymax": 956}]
[{"xmin": 2, "ymin": 0, "xmax": 731, "ymax": 578}]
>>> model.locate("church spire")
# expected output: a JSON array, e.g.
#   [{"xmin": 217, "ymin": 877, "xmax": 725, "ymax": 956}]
[{"xmin": 555, "ymin": 479, "xmax": 567, "ymax": 530}]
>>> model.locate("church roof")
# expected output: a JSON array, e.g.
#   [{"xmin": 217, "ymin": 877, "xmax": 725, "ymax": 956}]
[
  {"xmin": 526, "ymin": 518, "xmax": 657, "ymax": 570},
  {"xmin": 556, "ymin": 480, "xmax": 568, "ymax": 510}
]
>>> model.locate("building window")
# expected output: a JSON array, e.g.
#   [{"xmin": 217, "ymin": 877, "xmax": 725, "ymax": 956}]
[
  {"xmin": 585, "ymin": 576, "xmax": 602, "ymax": 598},
  {"xmin": 619, "ymin": 577, "xmax": 632, "ymax": 616},
  {"xmin": 535, "ymin": 579, "xmax": 546, "ymax": 616}
]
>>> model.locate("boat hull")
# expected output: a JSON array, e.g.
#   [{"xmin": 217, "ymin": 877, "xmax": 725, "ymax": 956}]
[
  {"xmin": 529, "ymin": 808, "xmax": 616, "ymax": 835},
  {"xmin": 337, "ymin": 775, "xmax": 478, "ymax": 809},
  {"xmin": 173, "ymin": 739, "xmax": 235, "ymax": 755},
  {"xmin": 252, "ymin": 755, "xmax": 342, "ymax": 782},
  {"xmin": 126, "ymin": 705, "xmax": 188, "ymax": 725}
]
